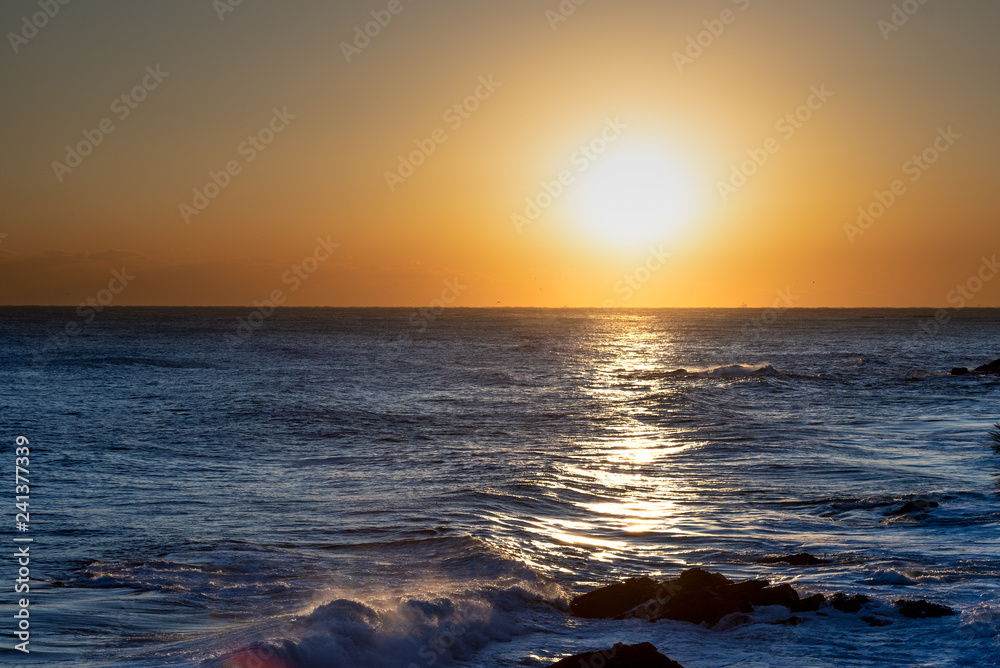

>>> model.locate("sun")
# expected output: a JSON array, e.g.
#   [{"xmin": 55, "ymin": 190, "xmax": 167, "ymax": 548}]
[{"xmin": 571, "ymin": 142, "xmax": 700, "ymax": 247}]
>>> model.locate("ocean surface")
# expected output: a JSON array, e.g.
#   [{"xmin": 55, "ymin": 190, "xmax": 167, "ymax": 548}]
[{"xmin": 1, "ymin": 307, "xmax": 999, "ymax": 668}]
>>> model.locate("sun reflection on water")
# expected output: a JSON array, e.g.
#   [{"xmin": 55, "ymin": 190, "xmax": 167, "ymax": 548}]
[{"xmin": 498, "ymin": 317, "xmax": 709, "ymax": 570}]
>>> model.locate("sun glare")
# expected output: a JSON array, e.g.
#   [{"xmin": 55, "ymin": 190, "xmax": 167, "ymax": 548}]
[{"xmin": 571, "ymin": 142, "xmax": 700, "ymax": 247}]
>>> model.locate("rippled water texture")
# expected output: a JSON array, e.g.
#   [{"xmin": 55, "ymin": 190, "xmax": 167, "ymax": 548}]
[{"xmin": 1, "ymin": 308, "xmax": 998, "ymax": 667}]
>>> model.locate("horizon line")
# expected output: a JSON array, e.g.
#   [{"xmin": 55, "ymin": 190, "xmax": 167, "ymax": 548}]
[{"xmin": 2, "ymin": 305, "xmax": 998, "ymax": 311}]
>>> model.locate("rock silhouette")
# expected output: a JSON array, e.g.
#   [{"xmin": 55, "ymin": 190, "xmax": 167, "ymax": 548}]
[
  {"xmin": 569, "ymin": 576, "xmax": 662, "ymax": 619},
  {"xmin": 760, "ymin": 553, "xmax": 832, "ymax": 566},
  {"xmin": 568, "ymin": 568, "xmax": 958, "ymax": 632},
  {"xmin": 570, "ymin": 568, "xmax": 825, "ymax": 627},
  {"xmin": 547, "ymin": 642, "xmax": 685, "ymax": 668},
  {"xmin": 951, "ymin": 358, "xmax": 1000, "ymax": 376},
  {"xmin": 831, "ymin": 593, "xmax": 870, "ymax": 613},
  {"xmin": 974, "ymin": 359, "xmax": 1000, "ymax": 375},
  {"xmin": 896, "ymin": 599, "xmax": 955, "ymax": 618}
]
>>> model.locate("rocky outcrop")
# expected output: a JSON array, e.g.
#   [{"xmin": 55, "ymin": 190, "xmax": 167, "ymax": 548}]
[
  {"xmin": 862, "ymin": 615, "xmax": 893, "ymax": 627},
  {"xmin": 569, "ymin": 576, "xmax": 662, "ymax": 619},
  {"xmin": 831, "ymin": 593, "xmax": 870, "ymax": 613},
  {"xmin": 568, "ymin": 568, "xmax": 958, "ymax": 632},
  {"xmin": 570, "ymin": 568, "xmax": 825, "ymax": 628},
  {"xmin": 759, "ymin": 553, "xmax": 831, "ymax": 566},
  {"xmin": 974, "ymin": 359, "xmax": 1000, "ymax": 375},
  {"xmin": 895, "ymin": 599, "xmax": 955, "ymax": 618},
  {"xmin": 952, "ymin": 358, "xmax": 1000, "ymax": 376},
  {"xmin": 776, "ymin": 615, "xmax": 804, "ymax": 625},
  {"xmin": 547, "ymin": 642, "xmax": 684, "ymax": 668}
]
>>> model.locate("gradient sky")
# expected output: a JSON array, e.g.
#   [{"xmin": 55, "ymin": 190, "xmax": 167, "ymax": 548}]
[{"xmin": 2, "ymin": 0, "xmax": 998, "ymax": 307}]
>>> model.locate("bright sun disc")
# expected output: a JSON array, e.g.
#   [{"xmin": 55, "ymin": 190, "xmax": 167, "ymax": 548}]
[{"xmin": 571, "ymin": 142, "xmax": 699, "ymax": 247}]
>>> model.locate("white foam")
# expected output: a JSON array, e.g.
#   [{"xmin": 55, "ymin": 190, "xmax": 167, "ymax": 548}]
[
  {"xmin": 211, "ymin": 583, "xmax": 561, "ymax": 668},
  {"xmin": 962, "ymin": 604, "xmax": 1000, "ymax": 638},
  {"xmin": 860, "ymin": 570, "xmax": 917, "ymax": 586}
]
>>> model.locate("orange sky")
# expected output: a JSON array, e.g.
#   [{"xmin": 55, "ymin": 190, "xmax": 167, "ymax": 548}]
[{"xmin": 1, "ymin": 0, "xmax": 998, "ymax": 307}]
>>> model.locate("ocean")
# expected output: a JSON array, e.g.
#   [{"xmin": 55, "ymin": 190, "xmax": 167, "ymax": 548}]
[{"xmin": 1, "ymin": 307, "xmax": 998, "ymax": 667}]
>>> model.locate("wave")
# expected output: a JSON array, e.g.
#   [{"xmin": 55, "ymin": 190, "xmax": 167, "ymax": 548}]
[
  {"xmin": 962, "ymin": 604, "xmax": 1000, "ymax": 639},
  {"xmin": 76, "ymin": 558, "xmax": 297, "ymax": 600},
  {"xmin": 859, "ymin": 569, "xmax": 917, "ymax": 586},
  {"xmin": 628, "ymin": 363, "xmax": 779, "ymax": 380},
  {"xmin": 699, "ymin": 363, "xmax": 779, "ymax": 378},
  {"xmin": 208, "ymin": 582, "xmax": 563, "ymax": 668}
]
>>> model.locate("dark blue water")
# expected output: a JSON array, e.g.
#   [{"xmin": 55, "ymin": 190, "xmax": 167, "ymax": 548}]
[{"xmin": 1, "ymin": 308, "xmax": 998, "ymax": 667}]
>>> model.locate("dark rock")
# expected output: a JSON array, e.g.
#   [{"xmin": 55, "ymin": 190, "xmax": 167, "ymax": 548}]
[
  {"xmin": 716, "ymin": 579, "xmax": 769, "ymax": 602},
  {"xmin": 569, "ymin": 568, "xmax": 832, "ymax": 629},
  {"xmin": 753, "ymin": 583, "xmax": 801, "ymax": 608},
  {"xmin": 831, "ymin": 593, "xmax": 870, "ymax": 613},
  {"xmin": 791, "ymin": 593, "xmax": 826, "ymax": 612},
  {"xmin": 569, "ymin": 576, "xmax": 662, "ymax": 619},
  {"xmin": 652, "ymin": 587, "xmax": 752, "ymax": 626},
  {"xmin": 776, "ymin": 616, "xmax": 804, "ymax": 626},
  {"xmin": 895, "ymin": 599, "xmax": 955, "ymax": 619},
  {"xmin": 716, "ymin": 613, "xmax": 752, "ymax": 629},
  {"xmin": 760, "ymin": 553, "xmax": 832, "ymax": 566},
  {"xmin": 675, "ymin": 567, "xmax": 732, "ymax": 590},
  {"xmin": 888, "ymin": 500, "xmax": 939, "ymax": 516},
  {"xmin": 862, "ymin": 615, "xmax": 893, "ymax": 627},
  {"xmin": 950, "ymin": 367, "xmax": 970, "ymax": 376},
  {"xmin": 547, "ymin": 642, "xmax": 685, "ymax": 668},
  {"xmin": 973, "ymin": 359, "xmax": 1000, "ymax": 375}
]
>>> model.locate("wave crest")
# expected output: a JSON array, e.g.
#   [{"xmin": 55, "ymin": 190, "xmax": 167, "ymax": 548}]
[{"xmin": 211, "ymin": 583, "xmax": 561, "ymax": 668}]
